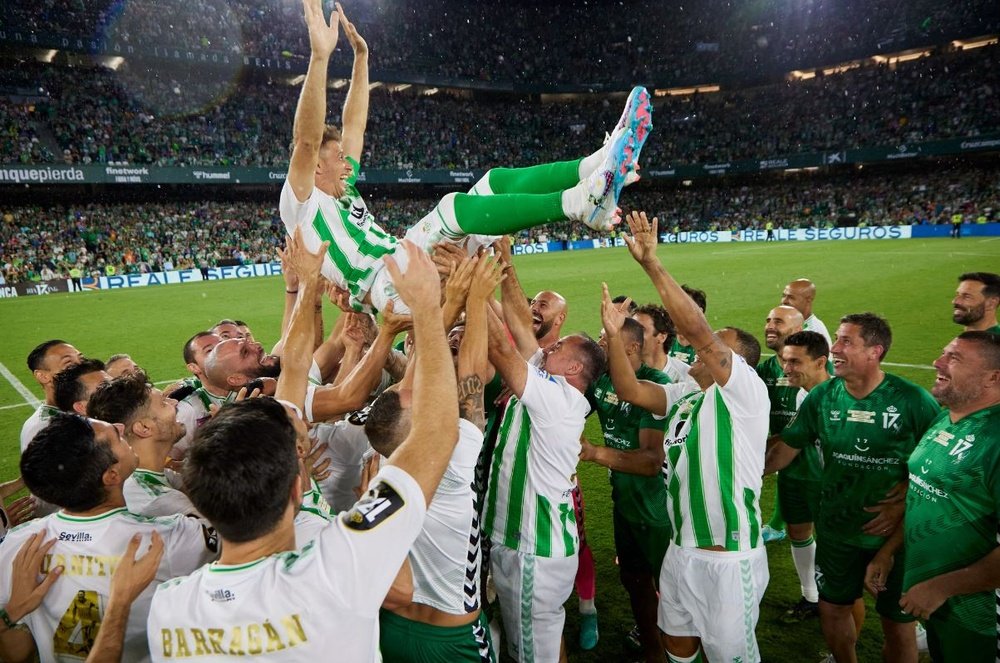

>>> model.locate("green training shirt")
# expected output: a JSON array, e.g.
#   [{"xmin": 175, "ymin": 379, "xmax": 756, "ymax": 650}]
[
  {"xmin": 588, "ymin": 366, "xmax": 670, "ymax": 526},
  {"xmin": 904, "ymin": 404, "xmax": 1000, "ymax": 634},
  {"xmin": 757, "ymin": 355, "xmax": 824, "ymax": 482},
  {"xmin": 669, "ymin": 338, "xmax": 696, "ymax": 364},
  {"xmin": 782, "ymin": 373, "xmax": 940, "ymax": 548}
]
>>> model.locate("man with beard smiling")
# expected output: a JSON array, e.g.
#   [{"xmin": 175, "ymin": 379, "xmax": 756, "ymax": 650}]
[
  {"xmin": 765, "ymin": 313, "xmax": 940, "ymax": 663},
  {"xmin": 952, "ymin": 273, "xmax": 1000, "ymax": 334},
  {"xmin": 889, "ymin": 331, "xmax": 1000, "ymax": 663}
]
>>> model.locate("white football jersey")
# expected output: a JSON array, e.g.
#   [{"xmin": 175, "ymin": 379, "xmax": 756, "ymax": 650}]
[
  {"xmin": 147, "ymin": 465, "xmax": 425, "ymax": 662},
  {"xmin": 312, "ymin": 420, "xmax": 372, "ymax": 513},
  {"xmin": 0, "ymin": 508, "xmax": 219, "ymax": 663},
  {"xmin": 409, "ymin": 419, "xmax": 483, "ymax": 613},
  {"xmin": 124, "ymin": 469, "xmax": 200, "ymax": 518}
]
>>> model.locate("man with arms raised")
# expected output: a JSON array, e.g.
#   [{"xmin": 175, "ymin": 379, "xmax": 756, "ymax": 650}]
[
  {"xmin": 364, "ymin": 255, "xmax": 503, "ymax": 661},
  {"xmin": 952, "ymin": 272, "xmax": 1000, "ymax": 334},
  {"xmin": 147, "ymin": 236, "xmax": 459, "ymax": 662},
  {"xmin": 766, "ymin": 313, "xmax": 940, "ymax": 663},
  {"xmin": 584, "ymin": 310, "xmax": 671, "ymax": 663},
  {"xmin": 0, "ymin": 413, "xmax": 218, "ymax": 662},
  {"xmin": 884, "ymin": 332, "xmax": 1000, "ymax": 662},
  {"xmin": 281, "ymin": 1, "xmax": 648, "ymax": 314},
  {"xmin": 782, "ymin": 278, "xmax": 832, "ymax": 346},
  {"xmin": 88, "ymin": 374, "xmax": 197, "ymax": 518},
  {"xmin": 605, "ymin": 211, "xmax": 769, "ymax": 663}
]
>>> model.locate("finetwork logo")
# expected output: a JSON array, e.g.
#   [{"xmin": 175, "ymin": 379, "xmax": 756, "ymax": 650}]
[{"xmin": 0, "ymin": 166, "xmax": 85, "ymax": 184}]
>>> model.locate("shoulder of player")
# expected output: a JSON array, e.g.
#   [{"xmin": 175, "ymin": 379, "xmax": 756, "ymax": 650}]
[
  {"xmin": 0, "ymin": 514, "xmax": 52, "ymax": 551},
  {"xmin": 637, "ymin": 364, "xmax": 670, "ymax": 385},
  {"xmin": 880, "ymin": 372, "xmax": 935, "ymax": 402}
]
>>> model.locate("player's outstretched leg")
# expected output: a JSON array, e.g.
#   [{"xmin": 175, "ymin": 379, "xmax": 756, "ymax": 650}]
[{"xmin": 468, "ymin": 86, "xmax": 653, "ymax": 197}]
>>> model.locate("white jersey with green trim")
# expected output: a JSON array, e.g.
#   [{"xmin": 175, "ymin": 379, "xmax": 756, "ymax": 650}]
[
  {"xmin": 20, "ymin": 404, "xmax": 61, "ymax": 452},
  {"xmin": 803, "ymin": 314, "xmax": 832, "ymax": 347},
  {"xmin": 659, "ymin": 351, "xmax": 770, "ymax": 551},
  {"xmin": 279, "ymin": 161, "xmax": 397, "ymax": 312},
  {"xmin": 147, "ymin": 465, "xmax": 426, "ymax": 663},
  {"xmin": 124, "ymin": 468, "xmax": 201, "ymax": 518},
  {"xmin": 483, "ymin": 353, "xmax": 589, "ymax": 558},
  {"xmin": 174, "ymin": 388, "xmax": 233, "ymax": 457},
  {"xmin": 0, "ymin": 508, "xmax": 218, "ymax": 663}
]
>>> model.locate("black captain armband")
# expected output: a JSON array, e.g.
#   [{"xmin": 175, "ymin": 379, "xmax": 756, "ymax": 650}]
[{"xmin": 342, "ymin": 480, "xmax": 405, "ymax": 531}]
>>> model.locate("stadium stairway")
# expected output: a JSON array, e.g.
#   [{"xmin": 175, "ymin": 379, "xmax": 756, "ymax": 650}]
[{"xmin": 29, "ymin": 120, "xmax": 63, "ymax": 161}]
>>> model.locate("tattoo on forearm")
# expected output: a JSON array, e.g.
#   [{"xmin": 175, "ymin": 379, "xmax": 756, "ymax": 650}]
[{"xmin": 457, "ymin": 374, "xmax": 486, "ymax": 429}]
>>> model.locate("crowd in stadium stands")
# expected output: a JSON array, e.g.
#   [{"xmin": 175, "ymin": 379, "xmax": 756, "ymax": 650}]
[
  {"xmin": 2, "ymin": 164, "xmax": 995, "ymax": 284},
  {"xmin": 3, "ymin": 0, "xmax": 998, "ymax": 84},
  {"xmin": 1, "ymin": 43, "xmax": 998, "ymax": 169}
]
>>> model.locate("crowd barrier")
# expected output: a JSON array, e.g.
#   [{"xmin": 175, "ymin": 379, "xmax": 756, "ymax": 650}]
[{"xmin": 3, "ymin": 224, "xmax": 998, "ymax": 298}]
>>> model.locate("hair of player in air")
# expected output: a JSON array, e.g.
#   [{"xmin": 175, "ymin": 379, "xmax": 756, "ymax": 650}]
[
  {"xmin": 959, "ymin": 272, "xmax": 1000, "ymax": 300},
  {"xmin": 213, "ymin": 319, "xmax": 239, "ymax": 330},
  {"xmin": 681, "ymin": 285, "xmax": 707, "ymax": 312},
  {"xmin": 611, "ymin": 295, "xmax": 638, "ymax": 314},
  {"xmin": 53, "ymin": 358, "xmax": 107, "ymax": 412},
  {"xmin": 571, "ymin": 333, "xmax": 607, "ymax": 388},
  {"xmin": 634, "ymin": 303, "xmax": 676, "ymax": 352},
  {"xmin": 289, "ymin": 125, "xmax": 343, "ymax": 155},
  {"xmin": 364, "ymin": 389, "xmax": 408, "ymax": 457},
  {"xmin": 720, "ymin": 328, "xmax": 762, "ymax": 367},
  {"xmin": 106, "ymin": 353, "xmax": 131, "ymax": 366},
  {"xmin": 21, "ymin": 413, "xmax": 116, "ymax": 511},
  {"xmin": 620, "ymin": 317, "xmax": 645, "ymax": 351},
  {"xmin": 26, "ymin": 339, "xmax": 68, "ymax": 371},
  {"xmin": 233, "ymin": 320, "xmax": 248, "ymax": 328},
  {"xmin": 184, "ymin": 397, "xmax": 299, "ymax": 543},
  {"xmin": 782, "ymin": 331, "xmax": 830, "ymax": 361},
  {"xmin": 957, "ymin": 331, "xmax": 1000, "ymax": 370},
  {"xmin": 840, "ymin": 312, "xmax": 892, "ymax": 360},
  {"xmin": 88, "ymin": 370, "xmax": 152, "ymax": 428},
  {"xmin": 183, "ymin": 331, "xmax": 216, "ymax": 365}
]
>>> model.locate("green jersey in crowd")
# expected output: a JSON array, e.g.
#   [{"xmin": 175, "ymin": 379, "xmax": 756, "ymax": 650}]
[
  {"xmin": 588, "ymin": 366, "xmax": 671, "ymax": 526},
  {"xmin": 782, "ymin": 373, "xmax": 940, "ymax": 548},
  {"xmin": 756, "ymin": 355, "xmax": 823, "ymax": 482},
  {"xmin": 668, "ymin": 338, "xmax": 696, "ymax": 364},
  {"xmin": 905, "ymin": 404, "xmax": 1000, "ymax": 635}
]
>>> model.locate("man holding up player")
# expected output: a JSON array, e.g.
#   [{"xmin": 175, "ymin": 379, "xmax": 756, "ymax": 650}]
[
  {"xmin": 607, "ymin": 211, "xmax": 770, "ymax": 663},
  {"xmin": 281, "ymin": 0, "xmax": 649, "ymax": 314},
  {"xmin": 766, "ymin": 313, "xmax": 940, "ymax": 663}
]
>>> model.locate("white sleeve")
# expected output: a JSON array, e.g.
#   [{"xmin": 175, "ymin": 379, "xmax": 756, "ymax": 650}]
[
  {"xmin": 441, "ymin": 419, "xmax": 484, "ymax": 488},
  {"xmin": 279, "ymin": 179, "xmax": 313, "ymax": 231},
  {"xmin": 519, "ymin": 362, "xmax": 584, "ymax": 426},
  {"xmin": 173, "ymin": 401, "xmax": 200, "ymax": 454},
  {"xmin": 161, "ymin": 515, "xmax": 220, "ymax": 578},
  {"xmin": 718, "ymin": 351, "xmax": 770, "ymax": 417},
  {"xmin": 317, "ymin": 464, "xmax": 426, "ymax": 617},
  {"xmin": 145, "ymin": 492, "xmax": 202, "ymax": 519}
]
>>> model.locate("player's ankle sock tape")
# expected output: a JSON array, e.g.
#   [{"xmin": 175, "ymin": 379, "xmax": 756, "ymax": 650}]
[{"xmin": 790, "ymin": 535, "xmax": 815, "ymax": 548}]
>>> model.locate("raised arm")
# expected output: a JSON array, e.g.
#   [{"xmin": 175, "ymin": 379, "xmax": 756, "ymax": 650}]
[
  {"xmin": 623, "ymin": 211, "xmax": 734, "ymax": 386},
  {"xmin": 495, "ymin": 237, "xmax": 539, "ymax": 360},
  {"xmin": 601, "ymin": 284, "xmax": 668, "ymax": 416},
  {"xmin": 337, "ymin": 3, "xmax": 369, "ymax": 163},
  {"xmin": 487, "ymin": 306, "xmax": 529, "ymax": 399},
  {"xmin": 287, "ymin": 0, "xmax": 341, "ymax": 203},
  {"xmin": 459, "ymin": 256, "xmax": 505, "ymax": 430},
  {"xmin": 274, "ymin": 227, "xmax": 328, "ymax": 410},
  {"xmin": 381, "ymin": 241, "xmax": 459, "ymax": 505}
]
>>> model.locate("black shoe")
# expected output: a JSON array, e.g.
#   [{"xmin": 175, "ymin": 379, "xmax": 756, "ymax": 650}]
[
  {"xmin": 624, "ymin": 624, "xmax": 641, "ymax": 652},
  {"xmin": 781, "ymin": 597, "xmax": 819, "ymax": 624}
]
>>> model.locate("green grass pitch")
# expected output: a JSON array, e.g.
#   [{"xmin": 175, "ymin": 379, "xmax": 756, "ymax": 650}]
[{"xmin": 2, "ymin": 237, "xmax": 998, "ymax": 661}]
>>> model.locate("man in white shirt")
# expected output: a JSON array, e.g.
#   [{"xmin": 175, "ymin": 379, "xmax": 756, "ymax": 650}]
[
  {"xmin": 146, "ymin": 232, "xmax": 460, "ymax": 662},
  {"xmin": 0, "ymin": 413, "xmax": 219, "ymax": 663},
  {"xmin": 20, "ymin": 339, "xmax": 83, "ymax": 452}
]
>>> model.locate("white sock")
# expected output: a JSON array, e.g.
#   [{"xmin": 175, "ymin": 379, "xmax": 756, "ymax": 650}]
[
  {"xmin": 577, "ymin": 135, "xmax": 610, "ymax": 179},
  {"xmin": 560, "ymin": 183, "xmax": 585, "ymax": 222},
  {"xmin": 667, "ymin": 651, "xmax": 701, "ymax": 663},
  {"xmin": 489, "ymin": 618, "xmax": 502, "ymax": 655},
  {"xmin": 468, "ymin": 171, "xmax": 494, "ymax": 196},
  {"xmin": 579, "ymin": 598, "xmax": 596, "ymax": 615},
  {"xmin": 791, "ymin": 536, "xmax": 818, "ymax": 603}
]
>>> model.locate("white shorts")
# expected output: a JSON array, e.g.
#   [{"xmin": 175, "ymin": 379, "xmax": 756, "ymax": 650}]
[
  {"xmin": 657, "ymin": 545, "xmax": 769, "ymax": 663},
  {"xmin": 490, "ymin": 543, "xmax": 577, "ymax": 663}
]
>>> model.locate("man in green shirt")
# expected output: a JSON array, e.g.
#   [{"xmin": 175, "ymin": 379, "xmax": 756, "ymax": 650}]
[
  {"xmin": 583, "ymin": 316, "xmax": 672, "ymax": 663},
  {"xmin": 766, "ymin": 313, "xmax": 940, "ymax": 663},
  {"xmin": 952, "ymin": 272, "xmax": 1000, "ymax": 334},
  {"xmin": 869, "ymin": 332, "xmax": 1000, "ymax": 662},
  {"xmin": 666, "ymin": 285, "xmax": 706, "ymax": 365}
]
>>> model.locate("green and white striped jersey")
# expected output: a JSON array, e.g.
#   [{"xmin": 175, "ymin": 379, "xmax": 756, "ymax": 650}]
[
  {"xmin": 279, "ymin": 157, "xmax": 398, "ymax": 312},
  {"xmin": 124, "ymin": 468, "xmax": 200, "ymax": 518},
  {"xmin": 660, "ymin": 351, "xmax": 770, "ymax": 551},
  {"xmin": 483, "ymin": 356, "xmax": 589, "ymax": 557}
]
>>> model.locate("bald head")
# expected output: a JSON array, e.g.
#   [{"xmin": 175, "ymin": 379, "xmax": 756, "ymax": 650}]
[
  {"xmin": 782, "ymin": 279, "xmax": 817, "ymax": 319},
  {"xmin": 764, "ymin": 305, "xmax": 805, "ymax": 351},
  {"xmin": 531, "ymin": 291, "xmax": 568, "ymax": 345}
]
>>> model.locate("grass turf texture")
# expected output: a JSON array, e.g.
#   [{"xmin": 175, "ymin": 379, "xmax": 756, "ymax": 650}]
[{"xmin": 2, "ymin": 237, "xmax": 998, "ymax": 661}]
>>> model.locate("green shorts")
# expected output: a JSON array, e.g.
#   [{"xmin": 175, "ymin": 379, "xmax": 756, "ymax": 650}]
[
  {"xmin": 613, "ymin": 507, "xmax": 671, "ymax": 577},
  {"xmin": 776, "ymin": 474, "xmax": 820, "ymax": 526},
  {"xmin": 925, "ymin": 611, "xmax": 996, "ymax": 663},
  {"xmin": 379, "ymin": 609, "xmax": 495, "ymax": 662},
  {"xmin": 814, "ymin": 537, "xmax": 913, "ymax": 623}
]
